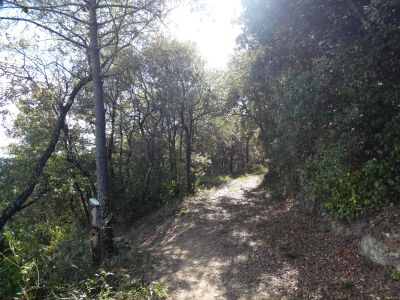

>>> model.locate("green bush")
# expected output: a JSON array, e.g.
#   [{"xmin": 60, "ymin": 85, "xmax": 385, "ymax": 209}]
[
  {"xmin": 0, "ymin": 230, "xmax": 41, "ymax": 299},
  {"xmin": 0, "ymin": 224, "xmax": 91, "ymax": 298},
  {"xmin": 303, "ymin": 148, "xmax": 361, "ymax": 218},
  {"xmin": 1, "ymin": 226, "xmax": 169, "ymax": 299},
  {"xmin": 303, "ymin": 114, "xmax": 400, "ymax": 219}
]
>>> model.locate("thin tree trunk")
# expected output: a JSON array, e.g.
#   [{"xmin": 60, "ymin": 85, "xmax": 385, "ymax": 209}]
[
  {"xmin": 245, "ymin": 136, "xmax": 250, "ymax": 166},
  {"xmin": 108, "ymin": 97, "xmax": 117, "ymax": 180},
  {"xmin": 184, "ymin": 118, "xmax": 194, "ymax": 193},
  {"xmin": 229, "ymin": 147, "xmax": 234, "ymax": 174},
  {"xmin": 185, "ymin": 138, "xmax": 192, "ymax": 192},
  {"xmin": 73, "ymin": 179, "xmax": 91, "ymax": 227},
  {"xmin": 168, "ymin": 125, "xmax": 177, "ymax": 180},
  {"xmin": 179, "ymin": 128, "xmax": 183, "ymax": 162},
  {"xmin": 118, "ymin": 123, "xmax": 124, "ymax": 188},
  {"xmin": 107, "ymin": 96, "xmax": 117, "ymax": 212},
  {"xmin": 142, "ymin": 152, "xmax": 154, "ymax": 203},
  {"xmin": 123, "ymin": 130, "xmax": 133, "ymax": 191}
]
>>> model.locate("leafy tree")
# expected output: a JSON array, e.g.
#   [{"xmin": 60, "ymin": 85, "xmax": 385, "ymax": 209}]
[
  {"xmin": 239, "ymin": 0, "xmax": 400, "ymax": 217},
  {"xmin": 0, "ymin": 0, "xmax": 165, "ymax": 263}
]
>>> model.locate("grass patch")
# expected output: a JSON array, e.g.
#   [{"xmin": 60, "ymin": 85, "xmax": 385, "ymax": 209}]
[
  {"xmin": 389, "ymin": 267, "xmax": 400, "ymax": 281},
  {"xmin": 199, "ymin": 166, "xmax": 268, "ymax": 188},
  {"xmin": 253, "ymin": 166, "xmax": 268, "ymax": 175},
  {"xmin": 178, "ymin": 203, "xmax": 190, "ymax": 216},
  {"xmin": 199, "ymin": 173, "xmax": 233, "ymax": 188},
  {"xmin": 236, "ymin": 166, "xmax": 268, "ymax": 181}
]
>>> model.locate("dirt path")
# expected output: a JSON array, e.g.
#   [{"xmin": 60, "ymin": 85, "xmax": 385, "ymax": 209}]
[{"xmin": 128, "ymin": 175, "xmax": 399, "ymax": 299}]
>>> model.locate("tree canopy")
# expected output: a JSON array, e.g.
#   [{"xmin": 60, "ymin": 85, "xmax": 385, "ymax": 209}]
[{"xmin": 0, "ymin": 0, "xmax": 399, "ymax": 298}]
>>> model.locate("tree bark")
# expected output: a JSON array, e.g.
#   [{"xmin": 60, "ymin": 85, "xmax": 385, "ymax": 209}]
[{"xmin": 88, "ymin": 0, "xmax": 113, "ymax": 262}]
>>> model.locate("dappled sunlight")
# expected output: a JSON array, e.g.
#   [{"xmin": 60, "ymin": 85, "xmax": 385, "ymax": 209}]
[
  {"xmin": 123, "ymin": 171, "xmax": 398, "ymax": 298},
  {"xmin": 1, "ymin": 0, "xmax": 398, "ymax": 298},
  {"xmin": 128, "ymin": 174, "xmax": 305, "ymax": 299}
]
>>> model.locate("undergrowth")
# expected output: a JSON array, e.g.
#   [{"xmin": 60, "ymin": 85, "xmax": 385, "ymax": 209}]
[{"xmin": 0, "ymin": 226, "xmax": 168, "ymax": 299}]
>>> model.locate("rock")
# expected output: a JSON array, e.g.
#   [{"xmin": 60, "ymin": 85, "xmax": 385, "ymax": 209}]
[
  {"xmin": 330, "ymin": 218, "xmax": 367, "ymax": 237},
  {"xmin": 325, "ymin": 215, "xmax": 400, "ymax": 272},
  {"xmin": 360, "ymin": 234, "xmax": 400, "ymax": 271}
]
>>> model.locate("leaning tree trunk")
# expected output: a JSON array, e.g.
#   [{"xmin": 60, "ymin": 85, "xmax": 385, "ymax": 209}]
[
  {"xmin": 0, "ymin": 77, "xmax": 90, "ymax": 230},
  {"xmin": 88, "ymin": 1, "xmax": 113, "ymax": 265}
]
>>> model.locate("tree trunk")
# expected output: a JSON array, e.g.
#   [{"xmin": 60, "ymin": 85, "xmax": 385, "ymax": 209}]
[
  {"xmin": 142, "ymin": 153, "xmax": 154, "ymax": 203},
  {"xmin": 229, "ymin": 147, "xmax": 234, "ymax": 174},
  {"xmin": 184, "ymin": 118, "xmax": 194, "ymax": 193},
  {"xmin": 118, "ymin": 122, "xmax": 124, "ymax": 189},
  {"xmin": 185, "ymin": 133, "xmax": 192, "ymax": 192},
  {"xmin": 0, "ymin": 77, "xmax": 89, "ymax": 230},
  {"xmin": 179, "ymin": 128, "xmax": 183, "ymax": 162},
  {"xmin": 108, "ymin": 96, "xmax": 117, "ymax": 180},
  {"xmin": 245, "ymin": 136, "xmax": 250, "ymax": 166},
  {"xmin": 107, "ymin": 95, "xmax": 117, "ymax": 212},
  {"xmin": 168, "ymin": 125, "xmax": 178, "ymax": 179},
  {"xmin": 88, "ymin": 1, "xmax": 113, "ymax": 263}
]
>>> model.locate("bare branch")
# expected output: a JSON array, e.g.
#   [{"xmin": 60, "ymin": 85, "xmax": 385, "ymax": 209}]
[{"xmin": 0, "ymin": 16, "xmax": 87, "ymax": 49}]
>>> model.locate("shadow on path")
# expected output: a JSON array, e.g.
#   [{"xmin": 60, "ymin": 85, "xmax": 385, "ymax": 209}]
[{"xmin": 129, "ymin": 175, "xmax": 399, "ymax": 299}]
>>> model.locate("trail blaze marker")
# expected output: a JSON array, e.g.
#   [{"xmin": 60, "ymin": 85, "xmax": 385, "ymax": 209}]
[{"xmin": 89, "ymin": 198, "xmax": 102, "ymax": 265}]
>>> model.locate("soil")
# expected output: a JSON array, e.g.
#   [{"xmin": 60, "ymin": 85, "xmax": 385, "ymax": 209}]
[{"xmin": 126, "ymin": 175, "xmax": 400, "ymax": 299}]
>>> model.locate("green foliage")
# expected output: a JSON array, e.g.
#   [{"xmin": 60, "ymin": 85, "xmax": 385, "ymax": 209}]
[
  {"xmin": 0, "ymin": 32, "xmax": 264, "ymax": 298},
  {"xmin": 0, "ymin": 158, "xmax": 20, "ymax": 209},
  {"xmin": 389, "ymin": 268, "xmax": 400, "ymax": 281},
  {"xmin": 0, "ymin": 226, "xmax": 168, "ymax": 299},
  {"xmin": 303, "ymin": 148, "xmax": 365, "ymax": 218},
  {"xmin": 0, "ymin": 230, "xmax": 38, "ymax": 299},
  {"xmin": 199, "ymin": 173, "xmax": 233, "ymax": 188},
  {"xmin": 303, "ymin": 114, "xmax": 400, "ymax": 218},
  {"xmin": 57, "ymin": 270, "xmax": 168, "ymax": 299},
  {"xmin": 0, "ymin": 225, "xmax": 91, "ymax": 298},
  {"xmin": 0, "ymin": 0, "xmax": 269, "ymax": 298},
  {"xmin": 238, "ymin": 0, "xmax": 400, "ymax": 219}
]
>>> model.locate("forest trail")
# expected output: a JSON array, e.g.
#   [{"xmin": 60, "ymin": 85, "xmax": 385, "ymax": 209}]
[{"xmin": 127, "ymin": 174, "xmax": 399, "ymax": 299}]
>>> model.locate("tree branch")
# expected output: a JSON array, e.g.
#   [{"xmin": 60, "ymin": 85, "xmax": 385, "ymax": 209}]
[
  {"xmin": 0, "ymin": 76, "xmax": 91, "ymax": 230},
  {"xmin": 0, "ymin": 16, "xmax": 87, "ymax": 49},
  {"xmin": 16, "ymin": 187, "xmax": 48, "ymax": 212}
]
